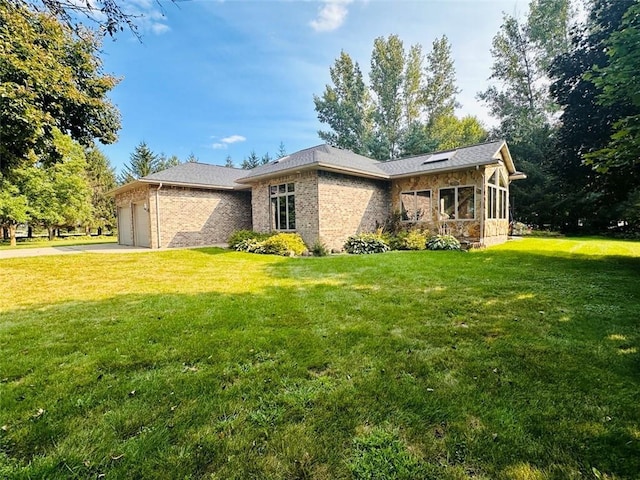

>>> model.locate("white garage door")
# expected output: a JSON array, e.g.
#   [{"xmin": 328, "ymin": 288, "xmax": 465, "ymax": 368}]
[
  {"xmin": 118, "ymin": 206, "xmax": 133, "ymax": 246},
  {"xmin": 133, "ymin": 202, "xmax": 151, "ymax": 247}
]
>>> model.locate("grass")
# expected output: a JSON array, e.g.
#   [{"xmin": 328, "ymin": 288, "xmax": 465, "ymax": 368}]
[
  {"xmin": 0, "ymin": 237, "xmax": 638, "ymax": 479},
  {"xmin": 0, "ymin": 235, "xmax": 117, "ymax": 250}
]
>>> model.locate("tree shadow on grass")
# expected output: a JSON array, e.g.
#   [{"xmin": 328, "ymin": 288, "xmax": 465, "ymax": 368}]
[{"xmin": 1, "ymin": 266, "xmax": 639, "ymax": 479}]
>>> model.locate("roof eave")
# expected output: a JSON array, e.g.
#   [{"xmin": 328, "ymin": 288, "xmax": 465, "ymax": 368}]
[{"xmin": 236, "ymin": 162, "xmax": 389, "ymax": 183}]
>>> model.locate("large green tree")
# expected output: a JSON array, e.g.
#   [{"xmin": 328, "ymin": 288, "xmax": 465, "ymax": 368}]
[
  {"xmin": 369, "ymin": 35, "xmax": 406, "ymax": 159},
  {"xmin": 550, "ymin": 0, "xmax": 638, "ymax": 231},
  {"xmin": 586, "ymin": 2, "xmax": 640, "ymax": 174},
  {"xmin": 478, "ymin": 0, "xmax": 571, "ymax": 228},
  {"xmin": 85, "ymin": 147, "xmax": 117, "ymax": 234},
  {"xmin": 0, "ymin": 1, "xmax": 120, "ymax": 175},
  {"xmin": 423, "ymin": 35, "xmax": 460, "ymax": 126},
  {"xmin": 314, "ymin": 51, "xmax": 371, "ymax": 155}
]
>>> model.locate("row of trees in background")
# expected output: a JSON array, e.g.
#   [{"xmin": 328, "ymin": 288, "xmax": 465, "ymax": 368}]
[
  {"xmin": 479, "ymin": 0, "xmax": 639, "ymax": 232},
  {"xmin": 314, "ymin": 34, "xmax": 487, "ymax": 160},
  {"xmin": 0, "ymin": 1, "xmax": 120, "ymax": 245}
]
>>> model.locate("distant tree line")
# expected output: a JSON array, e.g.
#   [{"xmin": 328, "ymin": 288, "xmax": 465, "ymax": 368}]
[
  {"xmin": 479, "ymin": 0, "xmax": 639, "ymax": 233},
  {"xmin": 314, "ymin": 34, "xmax": 487, "ymax": 160}
]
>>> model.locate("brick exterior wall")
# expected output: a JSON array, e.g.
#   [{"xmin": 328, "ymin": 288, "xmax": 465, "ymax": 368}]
[
  {"xmin": 115, "ymin": 185, "xmax": 251, "ymax": 248},
  {"xmin": 157, "ymin": 187, "xmax": 251, "ymax": 248},
  {"xmin": 114, "ymin": 185, "xmax": 151, "ymax": 247},
  {"xmin": 317, "ymin": 171, "xmax": 390, "ymax": 251},
  {"xmin": 251, "ymin": 171, "xmax": 319, "ymax": 248}
]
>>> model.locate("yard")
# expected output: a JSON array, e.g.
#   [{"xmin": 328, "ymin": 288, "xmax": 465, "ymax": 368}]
[{"xmin": 1, "ymin": 237, "xmax": 638, "ymax": 479}]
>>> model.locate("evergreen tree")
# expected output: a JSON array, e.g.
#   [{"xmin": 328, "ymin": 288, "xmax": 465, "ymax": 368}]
[
  {"xmin": 241, "ymin": 150, "xmax": 261, "ymax": 170},
  {"xmin": 224, "ymin": 155, "xmax": 234, "ymax": 168},
  {"xmin": 119, "ymin": 141, "xmax": 159, "ymax": 184},
  {"xmin": 85, "ymin": 147, "xmax": 116, "ymax": 234},
  {"xmin": 277, "ymin": 141, "xmax": 287, "ymax": 159}
]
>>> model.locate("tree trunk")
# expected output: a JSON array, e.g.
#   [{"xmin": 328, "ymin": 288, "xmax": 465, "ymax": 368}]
[
  {"xmin": 9, "ymin": 224, "xmax": 17, "ymax": 247},
  {"xmin": 28, "ymin": 225, "xmax": 33, "ymax": 238},
  {"xmin": 97, "ymin": 226, "xmax": 103, "ymax": 236},
  {"xmin": 48, "ymin": 227, "xmax": 55, "ymax": 241},
  {"xmin": 2, "ymin": 226, "xmax": 8, "ymax": 240}
]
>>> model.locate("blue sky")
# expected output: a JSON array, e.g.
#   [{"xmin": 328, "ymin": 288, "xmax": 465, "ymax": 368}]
[{"xmin": 99, "ymin": 0, "xmax": 525, "ymax": 173}]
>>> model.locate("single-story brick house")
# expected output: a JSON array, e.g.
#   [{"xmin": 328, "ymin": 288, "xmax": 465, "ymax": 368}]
[{"xmin": 111, "ymin": 140, "xmax": 525, "ymax": 250}]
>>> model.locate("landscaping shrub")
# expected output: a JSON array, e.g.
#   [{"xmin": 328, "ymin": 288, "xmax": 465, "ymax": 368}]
[
  {"xmin": 254, "ymin": 233, "xmax": 307, "ymax": 256},
  {"xmin": 402, "ymin": 230, "xmax": 427, "ymax": 250},
  {"xmin": 227, "ymin": 229, "xmax": 272, "ymax": 249},
  {"xmin": 426, "ymin": 234, "xmax": 461, "ymax": 251},
  {"xmin": 344, "ymin": 233, "xmax": 390, "ymax": 254},
  {"xmin": 312, "ymin": 240, "xmax": 330, "ymax": 256}
]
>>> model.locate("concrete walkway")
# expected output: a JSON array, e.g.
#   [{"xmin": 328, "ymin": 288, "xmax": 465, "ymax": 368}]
[{"xmin": 0, "ymin": 243, "xmax": 153, "ymax": 259}]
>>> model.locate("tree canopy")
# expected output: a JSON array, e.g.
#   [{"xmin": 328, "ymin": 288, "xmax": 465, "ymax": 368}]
[
  {"xmin": 314, "ymin": 35, "xmax": 486, "ymax": 161},
  {"xmin": 0, "ymin": 1, "xmax": 120, "ymax": 175}
]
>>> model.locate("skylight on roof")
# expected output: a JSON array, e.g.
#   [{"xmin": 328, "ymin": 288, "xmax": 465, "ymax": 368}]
[{"xmin": 422, "ymin": 151, "xmax": 456, "ymax": 165}]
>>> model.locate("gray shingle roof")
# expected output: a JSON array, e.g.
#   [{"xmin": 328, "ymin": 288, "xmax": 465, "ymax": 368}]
[
  {"xmin": 378, "ymin": 141, "xmax": 506, "ymax": 177},
  {"xmin": 236, "ymin": 144, "xmax": 388, "ymax": 182},
  {"xmin": 140, "ymin": 162, "xmax": 248, "ymax": 189}
]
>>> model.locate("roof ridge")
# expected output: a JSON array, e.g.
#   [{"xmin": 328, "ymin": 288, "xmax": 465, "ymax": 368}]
[{"xmin": 384, "ymin": 139, "xmax": 504, "ymax": 164}]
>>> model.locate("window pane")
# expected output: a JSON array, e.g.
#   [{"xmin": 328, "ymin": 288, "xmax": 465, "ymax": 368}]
[
  {"xmin": 400, "ymin": 192, "xmax": 415, "ymax": 221},
  {"xmin": 287, "ymin": 194, "xmax": 296, "ymax": 229},
  {"xmin": 278, "ymin": 196, "xmax": 287, "ymax": 229},
  {"xmin": 490, "ymin": 171, "xmax": 499, "ymax": 186},
  {"xmin": 458, "ymin": 187, "xmax": 475, "ymax": 219},
  {"xmin": 415, "ymin": 191, "xmax": 431, "ymax": 221},
  {"xmin": 287, "ymin": 183, "xmax": 295, "ymax": 193},
  {"xmin": 278, "ymin": 184, "xmax": 286, "ymax": 194},
  {"xmin": 270, "ymin": 185, "xmax": 277, "ymax": 196},
  {"xmin": 440, "ymin": 188, "xmax": 455, "ymax": 219},
  {"xmin": 271, "ymin": 197, "xmax": 279, "ymax": 229},
  {"xmin": 488, "ymin": 187, "xmax": 494, "ymax": 219}
]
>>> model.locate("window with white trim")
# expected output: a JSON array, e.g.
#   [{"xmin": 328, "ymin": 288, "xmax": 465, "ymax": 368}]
[
  {"xmin": 439, "ymin": 186, "xmax": 475, "ymax": 220},
  {"xmin": 400, "ymin": 190, "xmax": 431, "ymax": 222},
  {"xmin": 270, "ymin": 183, "xmax": 296, "ymax": 230},
  {"xmin": 487, "ymin": 170, "xmax": 508, "ymax": 219}
]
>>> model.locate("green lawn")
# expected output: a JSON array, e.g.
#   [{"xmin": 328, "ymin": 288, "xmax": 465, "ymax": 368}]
[{"xmin": 1, "ymin": 238, "xmax": 638, "ymax": 479}]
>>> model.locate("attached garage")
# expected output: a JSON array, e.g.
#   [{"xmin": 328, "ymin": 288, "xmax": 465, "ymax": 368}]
[{"xmin": 110, "ymin": 163, "xmax": 252, "ymax": 249}]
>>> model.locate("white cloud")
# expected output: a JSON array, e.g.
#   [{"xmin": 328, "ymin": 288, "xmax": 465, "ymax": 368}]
[
  {"xmin": 310, "ymin": 0, "xmax": 353, "ymax": 32},
  {"xmin": 211, "ymin": 134, "xmax": 246, "ymax": 149},
  {"xmin": 221, "ymin": 135, "xmax": 246, "ymax": 144},
  {"xmin": 150, "ymin": 23, "xmax": 170, "ymax": 35}
]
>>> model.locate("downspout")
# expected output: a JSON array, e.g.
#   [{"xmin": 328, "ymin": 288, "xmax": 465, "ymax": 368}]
[
  {"xmin": 479, "ymin": 167, "xmax": 485, "ymax": 246},
  {"xmin": 155, "ymin": 183, "xmax": 163, "ymax": 248}
]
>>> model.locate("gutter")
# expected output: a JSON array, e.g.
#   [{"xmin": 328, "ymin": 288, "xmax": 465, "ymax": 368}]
[{"xmin": 155, "ymin": 183, "xmax": 162, "ymax": 248}]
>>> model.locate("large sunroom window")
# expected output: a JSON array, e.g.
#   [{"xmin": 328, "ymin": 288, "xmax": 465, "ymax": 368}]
[
  {"xmin": 439, "ymin": 186, "xmax": 475, "ymax": 220},
  {"xmin": 400, "ymin": 190, "xmax": 431, "ymax": 221},
  {"xmin": 270, "ymin": 183, "xmax": 296, "ymax": 230},
  {"xmin": 487, "ymin": 170, "xmax": 508, "ymax": 219}
]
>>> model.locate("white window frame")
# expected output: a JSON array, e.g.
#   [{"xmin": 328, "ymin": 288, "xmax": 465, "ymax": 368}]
[
  {"xmin": 400, "ymin": 189, "xmax": 432, "ymax": 222},
  {"xmin": 487, "ymin": 170, "xmax": 508, "ymax": 220},
  {"xmin": 438, "ymin": 185, "xmax": 476, "ymax": 221},
  {"xmin": 269, "ymin": 183, "xmax": 296, "ymax": 231}
]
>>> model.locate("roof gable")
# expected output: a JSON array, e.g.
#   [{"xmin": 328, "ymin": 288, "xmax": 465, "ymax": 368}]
[{"xmin": 236, "ymin": 144, "xmax": 388, "ymax": 183}]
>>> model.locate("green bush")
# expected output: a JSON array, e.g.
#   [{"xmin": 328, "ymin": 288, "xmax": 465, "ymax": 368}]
[
  {"xmin": 426, "ymin": 234, "xmax": 461, "ymax": 251},
  {"xmin": 403, "ymin": 230, "xmax": 427, "ymax": 250},
  {"xmin": 254, "ymin": 233, "xmax": 307, "ymax": 256},
  {"xmin": 344, "ymin": 233, "xmax": 390, "ymax": 254},
  {"xmin": 227, "ymin": 230, "xmax": 272, "ymax": 249},
  {"xmin": 312, "ymin": 240, "xmax": 330, "ymax": 257}
]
